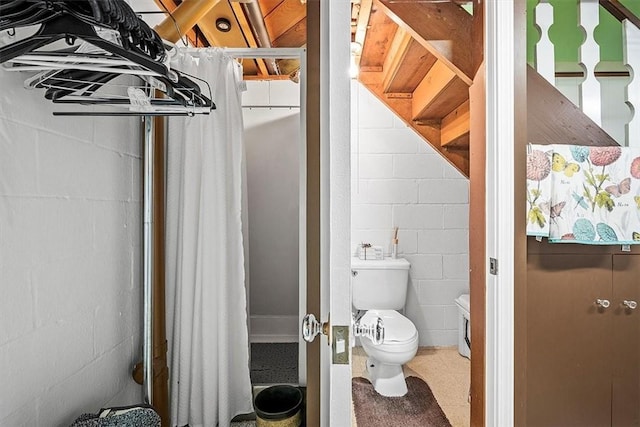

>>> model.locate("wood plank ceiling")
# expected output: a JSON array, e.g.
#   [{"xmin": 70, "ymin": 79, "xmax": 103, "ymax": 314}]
[{"xmin": 153, "ymin": 0, "xmax": 478, "ymax": 175}]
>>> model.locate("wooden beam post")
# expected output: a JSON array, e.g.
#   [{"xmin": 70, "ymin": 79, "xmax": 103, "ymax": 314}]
[{"xmin": 154, "ymin": 0, "xmax": 221, "ymax": 43}]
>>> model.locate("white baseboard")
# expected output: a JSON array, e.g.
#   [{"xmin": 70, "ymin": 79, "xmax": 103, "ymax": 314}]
[{"xmin": 250, "ymin": 315, "xmax": 299, "ymax": 343}]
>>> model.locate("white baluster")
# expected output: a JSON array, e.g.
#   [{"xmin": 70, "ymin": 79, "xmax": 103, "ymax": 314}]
[
  {"xmin": 578, "ymin": 0, "xmax": 602, "ymax": 126},
  {"xmin": 623, "ymin": 19, "xmax": 640, "ymax": 147},
  {"xmin": 535, "ymin": 1, "xmax": 556, "ymax": 85}
]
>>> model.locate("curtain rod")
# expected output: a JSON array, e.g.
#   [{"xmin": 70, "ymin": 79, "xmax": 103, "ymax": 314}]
[
  {"xmin": 179, "ymin": 47, "xmax": 305, "ymax": 59},
  {"xmin": 242, "ymin": 105, "xmax": 300, "ymax": 109}
]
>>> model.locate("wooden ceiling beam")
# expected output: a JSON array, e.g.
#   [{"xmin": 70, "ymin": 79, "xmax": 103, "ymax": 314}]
[
  {"xmin": 271, "ymin": 17, "xmax": 307, "ymax": 47},
  {"xmin": 376, "ymin": 0, "xmax": 473, "ymax": 85},
  {"xmin": 381, "ymin": 27, "xmax": 413, "ymax": 93},
  {"xmin": 264, "ymin": 0, "xmax": 307, "ymax": 42},
  {"xmin": 441, "ymin": 99, "xmax": 470, "ymax": 148},
  {"xmin": 258, "ymin": 0, "xmax": 285, "ymax": 16},
  {"xmin": 230, "ymin": 2, "xmax": 270, "ymax": 76},
  {"xmin": 154, "ymin": 0, "xmax": 221, "ymax": 43}
]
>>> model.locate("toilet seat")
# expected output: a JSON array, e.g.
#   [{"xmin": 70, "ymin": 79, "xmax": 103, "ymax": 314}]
[{"xmin": 360, "ymin": 310, "xmax": 418, "ymax": 352}]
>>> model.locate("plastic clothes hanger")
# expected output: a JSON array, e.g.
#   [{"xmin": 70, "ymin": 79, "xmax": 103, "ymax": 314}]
[{"xmin": 0, "ymin": 1, "xmax": 214, "ymax": 114}]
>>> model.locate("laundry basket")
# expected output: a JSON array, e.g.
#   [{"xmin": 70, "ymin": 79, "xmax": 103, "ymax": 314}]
[{"xmin": 254, "ymin": 385, "xmax": 303, "ymax": 427}]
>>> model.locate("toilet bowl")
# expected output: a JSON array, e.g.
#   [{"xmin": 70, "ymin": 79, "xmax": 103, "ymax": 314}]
[
  {"xmin": 359, "ymin": 309, "xmax": 419, "ymax": 396},
  {"xmin": 351, "ymin": 257, "xmax": 418, "ymax": 397}
]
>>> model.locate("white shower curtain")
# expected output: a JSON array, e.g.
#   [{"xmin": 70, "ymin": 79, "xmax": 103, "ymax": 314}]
[{"xmin": 165, "ymin": 48, "xmax": 253, "ymax": 427}]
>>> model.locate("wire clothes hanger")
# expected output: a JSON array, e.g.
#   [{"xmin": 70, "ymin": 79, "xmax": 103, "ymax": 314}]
[{"xmin": 0, "ymin": 0, "xmax": 215, "ymax": 116}]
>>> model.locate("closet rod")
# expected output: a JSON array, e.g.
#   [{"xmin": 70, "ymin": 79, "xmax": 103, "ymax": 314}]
[
  {"xmin": 53, "ymin": 112, "xmax": 195, "ymax": 116},
  {"xmin": 242, "ymin": 105, "xmax": 300, "ymax": 109}
]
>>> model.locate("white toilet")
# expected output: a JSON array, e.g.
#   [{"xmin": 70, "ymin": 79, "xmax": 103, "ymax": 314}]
[{"xmin": 351, "ymin": 257, "xmax": 418, "ymax": 397}]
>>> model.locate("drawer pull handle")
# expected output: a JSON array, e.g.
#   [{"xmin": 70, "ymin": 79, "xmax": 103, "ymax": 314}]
[
  {"xmin": 623, "ymin": 300, "xmax": 637, "ymax": 310},
  {"xmin": 595, "ymin": 299, "xmax": 610, "ymax": 308}
]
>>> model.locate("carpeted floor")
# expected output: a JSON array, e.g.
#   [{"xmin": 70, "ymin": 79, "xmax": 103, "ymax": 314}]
[
  {"xmin": 352, "ymin": 376, "xmax": 452, "ymax": 427},
  {"xmin": 352, "ymin": 346, "xmax": 470, "ymax": 426},
  {"xmin": 250, "ymin": 342, "xmax": 299, "ymax": 385}
]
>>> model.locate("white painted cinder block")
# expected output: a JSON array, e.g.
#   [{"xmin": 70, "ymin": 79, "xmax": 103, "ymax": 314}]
[
  {"xmin": 443, "ymin": 254, "xmax": 470, "ymax": 280},
  {"xmin": 357, "ymin": 86, "xmax": 395, "ymax": 129},
  {"xmin": 0, "ymin": 121, "xmax": 38, "ymax": 196},
  {"xmin": 358, "ymin": 128, "xmax": 420, "ymax": 154},
  {"xmin": 0, "ymin": 68, "xmax": 141, "ymax": 425},
  {"xmin": 406, "ymin": 299, "xmax": 446, "ymax": 331},
  {"xmin": 417, "ymin": 280, "xmax": 469, "ymax": 306},
  {"xmin": 351, "ymin": 204, "xmax": 392, "ymax": 230},
  {"xmin": 352, "ymin": 179, "xmax": 418, "ymax": 204},
  {"xmin": 417, "ymin": 229, "xmax": 469, "ymax": 254},
  {"xmin": 444, "ymin": 162, "xmax": 466, "ymax": 179},
  {"xmin": 418, "ymin": 179, "xmax": 469, "ymax": 204},
  {"xmin": 36, "ymin": 339, "xmax": 139, "ymax": 427},
  {"xmin": 352, "ymin": 154, "xmax": 393, "ymax": 179},
  {"xmin": 443, "ymin": 204, "xmax": 470, "ymax": 229},
  {"xmin": 405, "ymin": 254, "xmax": 444, "ymax": 280},
  {"xmin": 392, "ymin": 205, "xmax": 444, "ymax": 230},
  {"xmin": 351, "ymin": 81, "xmax": 469, "ymax": 346},
  {"xmin": 393, "ymin": 154, "xmax": 445, "ymax": 179}
]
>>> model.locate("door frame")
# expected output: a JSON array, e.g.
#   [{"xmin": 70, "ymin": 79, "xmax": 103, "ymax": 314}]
[
  {"xmin": 224, "ymin": 48, "xmax": 308, "ymax": 383},
  {"xmin": 484, "ymin": 0, "xmax": 524, "ymax": 424},
  {"xmin": 309, "ymin": 0, "xmax": 525, "ymax": 424}
]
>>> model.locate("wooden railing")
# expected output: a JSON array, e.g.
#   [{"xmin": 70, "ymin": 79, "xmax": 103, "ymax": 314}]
[{"xmin": 533, "ymin": 0, "xmax": 640, "ymax": 147}]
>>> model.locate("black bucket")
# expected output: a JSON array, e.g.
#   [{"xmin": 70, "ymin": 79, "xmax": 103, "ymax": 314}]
[{"xmin": 254, "ymin": 385, "xmax": 303, "ymax": 427}]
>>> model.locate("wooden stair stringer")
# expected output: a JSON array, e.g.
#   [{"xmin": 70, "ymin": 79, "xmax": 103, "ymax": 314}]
[
  {"xmin": 359, "ymin": 71, "xmax": 470, "ymax": 175},
  {"xmin": 376, "ymin": 0, "xmax": 474, "ymax": 85},
  {"xmin": 527, "ymin": 66, "xmax": 619, "ymax": 147}
]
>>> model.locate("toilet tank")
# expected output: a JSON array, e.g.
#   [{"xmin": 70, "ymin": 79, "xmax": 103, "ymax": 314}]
[{"xmin": 351, "ymin": 257, "xmax": 410, "ymax": 310}]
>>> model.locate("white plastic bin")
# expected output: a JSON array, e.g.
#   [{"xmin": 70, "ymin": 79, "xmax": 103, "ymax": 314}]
[{"xmin": 454, "ymin": 294, "xmax": 470, "ymax": 359}]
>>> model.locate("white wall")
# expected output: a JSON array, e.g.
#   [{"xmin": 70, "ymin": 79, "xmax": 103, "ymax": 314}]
[
  {"xmin": 242, "ymin": 80, "xmax": 300, "ymax": 342},
  {"xmin": 0, "ymin": 70, "xmax": 142, "ymax": 425},
  {"xmin": 351, "ymin": 81, "xmax": 469, "ymax": 347}
]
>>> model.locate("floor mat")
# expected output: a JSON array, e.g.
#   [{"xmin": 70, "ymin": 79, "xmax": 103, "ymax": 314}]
[
  {"xmin": 352, "ymin": 376, "xmax": 452, "ymax": 427},
  {"xmin": 250, "ymin": 343, "xmax": 298, "ymax": 385}
]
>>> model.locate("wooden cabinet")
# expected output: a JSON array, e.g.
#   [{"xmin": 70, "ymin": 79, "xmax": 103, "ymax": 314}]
[
  {"xmin": 527, "ymin": 253, "xmax": 640, "ymax": 426},
  {"xmin": 611, "ymin": 255, "xmax": 640, "ymax": 427}
]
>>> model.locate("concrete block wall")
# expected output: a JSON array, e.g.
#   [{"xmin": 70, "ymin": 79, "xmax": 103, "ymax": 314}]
[
  {"xmin": 351, "ymin": 81, "xmax": 470, "ymax": 347},
  {"xmin": 0, "ymin": 70, "xmax": 142, "ymax": 425}
]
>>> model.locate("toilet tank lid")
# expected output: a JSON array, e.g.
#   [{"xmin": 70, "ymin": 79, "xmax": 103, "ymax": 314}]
[{"xmin": 351, "ymin": 257, "xmax": 410, "ymax": 270}]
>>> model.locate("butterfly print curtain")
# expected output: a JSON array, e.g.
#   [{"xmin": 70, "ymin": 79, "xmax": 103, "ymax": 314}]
[{"xmin": 526, "ymin": 144, "xmax": 640, "ymax": 245}]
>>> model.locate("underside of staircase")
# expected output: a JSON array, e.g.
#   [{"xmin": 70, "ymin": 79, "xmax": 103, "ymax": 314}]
[{"xmin": 356, "ymin": 0, "xmax": 619, "ymax": 178}]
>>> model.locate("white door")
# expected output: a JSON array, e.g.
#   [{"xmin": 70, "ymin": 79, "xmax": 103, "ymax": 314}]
[
  {"xmin": 321, "ymin": 1, "xmax": 352, "ymax": 426},
  {"xmin": 300, "ymin": 1, "xmax": 353, "ymax": 426}
]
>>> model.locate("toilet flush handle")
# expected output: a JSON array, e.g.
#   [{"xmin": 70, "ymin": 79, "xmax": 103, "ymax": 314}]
[{"xmin": 354, "ymin": 316, "xmax": 385, "ymax": 345}]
